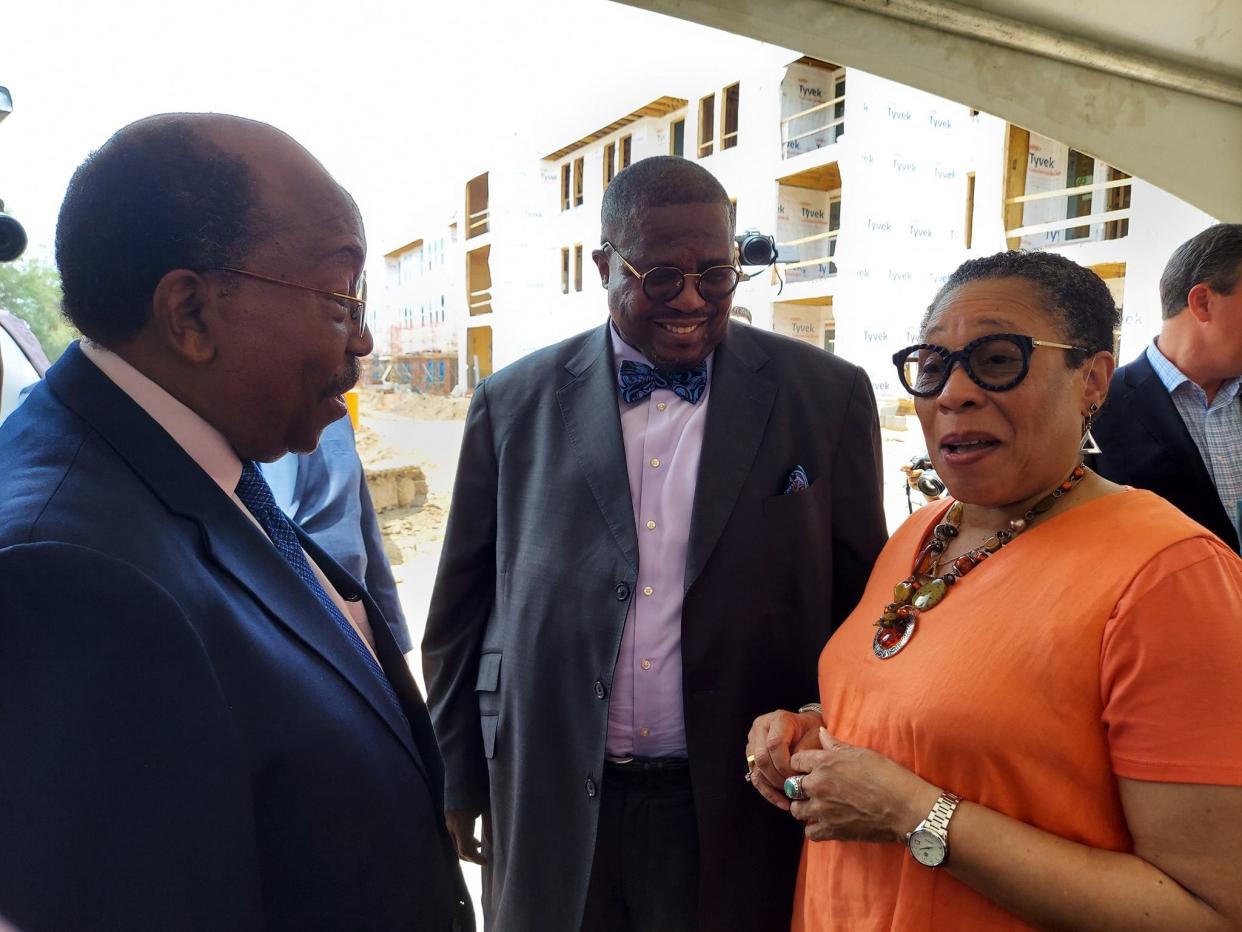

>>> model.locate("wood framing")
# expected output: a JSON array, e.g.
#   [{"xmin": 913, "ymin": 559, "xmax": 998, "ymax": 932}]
[
  {"xmin": 1002, "ymin": 124, "xmax": 1031, "ymax": 250},
  {"xmin": 543, "ymin": 96, "xmax": 689, "ymax": 161}
]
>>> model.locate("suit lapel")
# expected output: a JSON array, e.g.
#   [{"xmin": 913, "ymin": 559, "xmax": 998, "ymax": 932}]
[
  {"xmin": 685, "ymin": 324, "xmax": 777, "ymax": 593},
  {"xmin": 197, "ymin": 519, "xmax": 425, "ymax": 771},
  {"xmin": 45, "ymin": 345, "xmax": 425, "ymax": 772},
  {"xmin": 1124, "ymin": 356, "xmax": 1218, "ymax": 487},
  {"xmin": 302, "ymin": 531, "xmax": 437, "ymax": 790},
  {"xmin": 557, "ymin": 324, "xmax": 639, "ymax": 572}
]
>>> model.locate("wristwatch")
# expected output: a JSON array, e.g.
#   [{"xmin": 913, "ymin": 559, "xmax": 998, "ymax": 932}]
[{"xmin": 906, "ymin": 792, "xmax": 961, "ymax": 868}]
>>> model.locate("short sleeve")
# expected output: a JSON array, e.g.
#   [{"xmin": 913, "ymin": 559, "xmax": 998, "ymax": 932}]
[{"xmin": 1100, "ymin": 536, "xmax": 1242, "ymax": 784}]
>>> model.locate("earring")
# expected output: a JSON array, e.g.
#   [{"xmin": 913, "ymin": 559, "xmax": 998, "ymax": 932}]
[{"xmin": 1080, "ymin": 401, "xmax": 1102, "ymax": 455}]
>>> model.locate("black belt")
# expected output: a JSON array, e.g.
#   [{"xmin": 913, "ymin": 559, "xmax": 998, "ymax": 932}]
[{"xmin": 604, "ymin": 757, "xmax": 691, "ymax": 786}]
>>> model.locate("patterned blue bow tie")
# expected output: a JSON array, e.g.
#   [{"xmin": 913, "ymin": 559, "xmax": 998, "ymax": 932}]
[{"xmin": 618, "ymin": 359, "xmax": 708, "ymax": 405}]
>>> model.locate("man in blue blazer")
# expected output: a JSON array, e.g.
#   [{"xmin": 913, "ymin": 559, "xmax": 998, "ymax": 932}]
[
  {"xmin": 1090, "ymin": 224, "xmax": 1242, "ymax": 552},
  {"xmin": 0, "ymin": 114, "xmax": 470, "ymax": 930}
]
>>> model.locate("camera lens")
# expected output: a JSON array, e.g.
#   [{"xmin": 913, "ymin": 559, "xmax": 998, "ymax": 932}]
[
  {"xmin": 735, "ymin": 230, "xmax": 777, "ymax": 267},
  {"xmin": 0, "ymin": 213, "xmax": 27, "ymax": 262}
]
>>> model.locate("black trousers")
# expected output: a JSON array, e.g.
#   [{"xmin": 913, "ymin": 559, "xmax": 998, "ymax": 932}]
[{"xmin": 580, "ymin": 760, "xmax": 699, "ymax": 932}]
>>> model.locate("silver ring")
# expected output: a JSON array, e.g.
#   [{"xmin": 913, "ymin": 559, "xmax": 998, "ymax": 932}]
[{"xmin": 783, "ymin": 774, "xmax": 808, "ymax": 800}]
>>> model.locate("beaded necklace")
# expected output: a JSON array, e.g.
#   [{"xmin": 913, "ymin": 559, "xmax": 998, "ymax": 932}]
[{"xmin": 872, "ymin": 463, "xmax": 1087, "ymax": 659}]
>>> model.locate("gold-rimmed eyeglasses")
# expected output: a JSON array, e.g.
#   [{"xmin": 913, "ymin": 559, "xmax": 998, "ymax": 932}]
[
  {"xmin": 206, "ymin": 266, "xmax": 368, "ymax": 335},
  {"xmin": 602, "ymin": 241, "xmax": 741, "ymax": 303}
]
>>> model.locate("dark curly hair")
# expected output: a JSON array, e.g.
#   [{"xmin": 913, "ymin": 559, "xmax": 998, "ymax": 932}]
[
  {"xmin": 923, "ymin": 250, "xmax": 1119, "ymax": 366},
  {"xmin": 600, "ymin": 155, "xmax": 735, "ymax": 246},
  {"xmin": 55, "ymin": 115, "xmax": 269, "ymax": 346}
]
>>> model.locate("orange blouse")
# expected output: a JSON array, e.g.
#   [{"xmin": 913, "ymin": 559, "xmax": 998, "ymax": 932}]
[{"xmin": 793, "ymin": 490, "xmax": 1242, "ymax": 932}]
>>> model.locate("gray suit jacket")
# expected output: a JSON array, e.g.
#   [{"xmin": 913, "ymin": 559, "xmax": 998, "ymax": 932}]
[{"xmin": 423, "ymin": 321, "xmax": 887, "ymax": 931}]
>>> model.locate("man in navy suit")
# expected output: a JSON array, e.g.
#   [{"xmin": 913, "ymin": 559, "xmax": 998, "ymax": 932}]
[
  {"xmin": 0, "ymin": 113, "xmax": 470, "ymax": 930},
  {"xmin": 1090, "ymin": 224, "xmax": 1242, "ymax": 552}
]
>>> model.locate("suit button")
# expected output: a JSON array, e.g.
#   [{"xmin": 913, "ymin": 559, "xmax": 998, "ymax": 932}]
[
  {"xmin": 614, "ymin": 583, "xmax": 630, "ymax": 600},
  {"xmin": 585, "ymin": 777, "xmax": 598, "ymax": 798},
  {"xmin": 594, "ymin": 680, "xmax": 606, "ymax": 699}
]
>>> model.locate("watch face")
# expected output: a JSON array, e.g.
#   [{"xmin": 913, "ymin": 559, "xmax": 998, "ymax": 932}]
[{"xmin": 909, "ymin": 828, "xmax": 947, "ymax": 867}]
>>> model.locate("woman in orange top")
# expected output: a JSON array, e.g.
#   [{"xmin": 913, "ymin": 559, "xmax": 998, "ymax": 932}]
[{"xmin": 747, "ymin": 250, "xmax": 1242, "ymax": 931}]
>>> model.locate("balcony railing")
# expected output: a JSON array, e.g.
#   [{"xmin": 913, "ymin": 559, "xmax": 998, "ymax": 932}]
[
  {"xmin": 468, "ymin": 287, "xmax": 493, "ymax": 315},
  {"xmin": 467, "ymin": 208, "xmax": 490, "ymax": 238},
  {"xmin": 777, "ymin": 228, "xmax": 839, "ymax": 279},
  {"xmin": 1005, "ymin": 176, "xmax": 1132, "ymax": 243},
  {"xmin": 781, "ymin": 94, "xmax": 845, "ymax": 157}
]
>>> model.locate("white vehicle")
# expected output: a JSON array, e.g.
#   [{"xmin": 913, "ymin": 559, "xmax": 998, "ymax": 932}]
[{"xmin": 0, "ymin": 310, "xmax": 47, "ymax": 426}]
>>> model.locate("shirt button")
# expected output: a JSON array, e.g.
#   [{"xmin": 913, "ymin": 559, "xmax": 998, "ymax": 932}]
[
  {"xmin": 615, "ymin": 583, "xmax": 630, "ymax": 601},
  {"xmin": 594, "ymin": 680, "xmax": 606, "ymax": 699},
  {"xmin": 657, "ymin": 402, "xmax": 667, "ymax": 411},
  {"xmin": 639, "ymin": 727, "xmax": 650, "ymax": 738},
  {"xmin": 643, "ymin": 585, "xmax": 654, "ymax": 596},
  {"xmin": 641, "ymin": 659, "xmax": 652, "ymax": 670},
  {"xmin": 646, "ymin": 520, "xmax": 657, "ymax": 530},
  {"xmin": 585, "ymin": 777, "xmax": 598, "ymax": 798},
  {"xmin": 650, "ymin": 458, "xmax": 661, "ymax": 468}
]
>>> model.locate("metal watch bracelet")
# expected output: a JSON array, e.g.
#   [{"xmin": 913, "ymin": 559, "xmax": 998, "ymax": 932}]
[{"xmin": 923, "ymin": 792, "xmax": 961, "ymax": 834}]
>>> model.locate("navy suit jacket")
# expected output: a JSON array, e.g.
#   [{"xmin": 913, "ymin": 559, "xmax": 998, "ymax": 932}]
[
  {"xmin": 1089, "ymin": 351, "xmax": 1239, "ymax": 552},
  {"xmin": 0, "ymin": 344, "xmax": 471, "ymax": 931}
]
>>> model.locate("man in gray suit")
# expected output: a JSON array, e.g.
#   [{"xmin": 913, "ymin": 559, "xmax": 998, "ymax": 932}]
[{"xmin": 423, "ymin": 157, "xmax": 887, "ymax": 931}]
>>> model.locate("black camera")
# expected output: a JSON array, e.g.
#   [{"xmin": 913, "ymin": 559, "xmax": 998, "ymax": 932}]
[
  {"xmin": 0, "ymin": 85, "xmax": 26, "ymax": 263},
  {"xmin": 734, "ymin": 229, "xmax": 778, "ymax": 267},
  {"xmin": 909, "ymin": 455, "xmax": 946, "ymax": 498},
  {"xmin": 0, "ymin": 202, "xmax": 27, "ymax": 263}
]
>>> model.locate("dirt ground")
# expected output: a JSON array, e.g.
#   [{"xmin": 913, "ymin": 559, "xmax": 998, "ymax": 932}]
[{"xmin": 354, "ymin": 389, "xmax": 468, "ymax": 678}]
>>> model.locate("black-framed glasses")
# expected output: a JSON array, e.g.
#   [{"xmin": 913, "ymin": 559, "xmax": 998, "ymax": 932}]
[
  {"xmin": 893, "ymin": 332, "xmax": 1088, "ymax": 398},
  {"xmin": 602, "ymin": 241, "xmax": 740, "ymax": 303},
  {"xmin": 206, "ymin": 267, "xmax": 368, "ymax": 335}
]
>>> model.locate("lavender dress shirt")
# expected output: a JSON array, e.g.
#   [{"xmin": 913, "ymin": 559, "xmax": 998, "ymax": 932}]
[{"xmin": 606, "ymin": 326, "xmax": 714, "ymax": 759}]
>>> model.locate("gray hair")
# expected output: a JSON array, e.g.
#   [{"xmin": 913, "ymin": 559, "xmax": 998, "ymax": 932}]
[{"xmin": 1159, "ymin": 223, "xmax": 1242, "ymax": 319}]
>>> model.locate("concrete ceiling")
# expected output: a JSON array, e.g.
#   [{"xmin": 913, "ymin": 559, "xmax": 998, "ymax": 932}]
[
  {"xmin": 613, "ymin": 0, "xmax": 1242, "ymax": 218},
  {"xmin": 967, "ymin": 0, "xmax": 1240, "ymax": 81}
]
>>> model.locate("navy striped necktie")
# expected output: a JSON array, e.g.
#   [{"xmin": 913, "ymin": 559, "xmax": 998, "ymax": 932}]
[{"xmin": 235, "ymin": 460, "xmax": 404, "ymax": 718}]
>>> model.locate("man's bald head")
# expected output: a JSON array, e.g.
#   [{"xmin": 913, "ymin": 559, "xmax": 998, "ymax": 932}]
[
  {"xmin": 600, "ymin": 156, "xmax": 734, "ymax": 249},
  {"xmin": 55, "ymin": 113, "xmax": 329, "ymax": 346}
]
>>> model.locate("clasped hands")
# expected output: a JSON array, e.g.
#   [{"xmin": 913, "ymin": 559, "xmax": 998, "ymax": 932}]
[{"xmin": 745, "ymin": 709, "xmax": 940, "ymax": 843}]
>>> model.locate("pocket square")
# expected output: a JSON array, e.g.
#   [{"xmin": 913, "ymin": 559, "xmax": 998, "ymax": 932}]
[{"xmin": 783, "ymin": 465, "xmax": 810, "ymax": 494}]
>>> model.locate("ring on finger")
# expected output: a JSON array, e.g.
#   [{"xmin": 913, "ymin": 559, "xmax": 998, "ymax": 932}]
[{"xmin": 783, "ymin": 774, "xmax": 808, "ymax": 801}]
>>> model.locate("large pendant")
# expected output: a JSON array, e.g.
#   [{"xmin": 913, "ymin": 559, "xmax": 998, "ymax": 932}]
[{"xmin": 873, "ymin": 617, "xmax": 915, "ymax": 659}]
